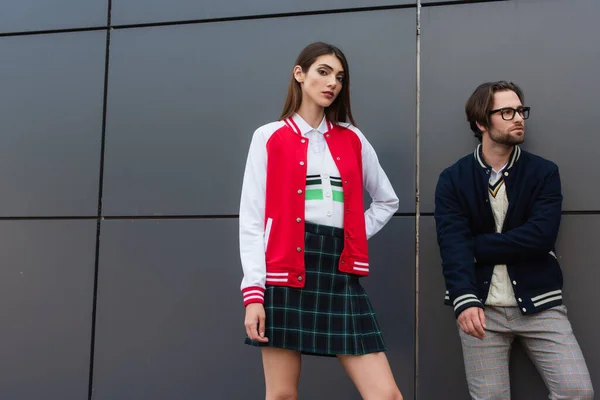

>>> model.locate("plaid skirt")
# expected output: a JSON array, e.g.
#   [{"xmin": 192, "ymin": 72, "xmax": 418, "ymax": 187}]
[{"xmin": 245, "ymin": 222, "xmax": 386, "ymax": 356}]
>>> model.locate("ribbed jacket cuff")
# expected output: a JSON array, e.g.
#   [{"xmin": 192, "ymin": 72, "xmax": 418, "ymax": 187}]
[
  {"xmin": 452, "ymin": 291, "xmax": 484, "ymax": 318},
  {"xmin": 242, "ymin": 286, "xmax": 265, "ymax": 306}
]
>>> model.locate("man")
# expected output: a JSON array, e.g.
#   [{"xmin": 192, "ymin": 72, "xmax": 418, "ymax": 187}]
[{"xmin": 434, "ymin": 81, "xmax": 594, "ymax": 399}]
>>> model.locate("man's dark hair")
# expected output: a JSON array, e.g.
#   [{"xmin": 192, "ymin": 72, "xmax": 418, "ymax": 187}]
[{"xmin": 465, "ymin": 81, "xmax": 525, "ymax": 142}]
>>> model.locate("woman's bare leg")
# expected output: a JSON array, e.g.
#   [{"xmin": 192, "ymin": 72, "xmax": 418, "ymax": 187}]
[
  {"xmin": 338, "ymin": 352, "xmax": 403, "ymax": 400},
  {"xmin": 262, "ymin": 347, "xmax": 302, "ymax": 400}
]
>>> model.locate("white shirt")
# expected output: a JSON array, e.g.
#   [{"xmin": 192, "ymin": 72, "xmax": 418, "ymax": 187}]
[
  {"xmin": 296, "ymin": 114, "xmax": 345, "ymax": 228},
  {"xmin": 239, "ymin": 113, "xmax": 399, "ymax": 291},
  {"xmin": 490, "ymin": 164, "xmax": 507, "ymax": 185}
]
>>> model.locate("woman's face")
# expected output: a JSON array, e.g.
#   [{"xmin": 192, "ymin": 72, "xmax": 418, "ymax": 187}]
[{"xmin": 294, "ymin": 53, "xmax": 345, "ymax": 109}]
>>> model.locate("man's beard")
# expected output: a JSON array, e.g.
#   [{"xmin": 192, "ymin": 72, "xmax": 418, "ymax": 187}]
[{"xmin": 489, "ymin": 129, "xmax": 525, "ymax": 146}]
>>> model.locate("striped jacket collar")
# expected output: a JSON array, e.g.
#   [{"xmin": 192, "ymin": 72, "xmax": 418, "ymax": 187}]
[{"xmin": 474, "ymin": 144, "xmax": 521, "ymax": 171}]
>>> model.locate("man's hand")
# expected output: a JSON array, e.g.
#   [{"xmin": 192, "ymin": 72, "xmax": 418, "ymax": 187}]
[
  {"xmin": 244, "ymin": 303, "xmax": 269, "ymax": 343},
  {"xmin": 458, "ymin": 307, "xmax": 486, "ymax": 340}
]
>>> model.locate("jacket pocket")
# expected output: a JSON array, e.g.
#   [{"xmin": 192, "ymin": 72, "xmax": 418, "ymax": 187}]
[{"xmin": 264, "ymin": 218, "xmax": 273, "ymax": 252}]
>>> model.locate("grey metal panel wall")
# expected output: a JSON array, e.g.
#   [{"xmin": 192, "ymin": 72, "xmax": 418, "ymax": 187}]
[
  {"xmin": 418, "ymin": 216, "xmax": 469, "ymax": 399},
  {"xmin": 0, "ymin": 221, "xmax": 96, "ymax": 399},
  {"xmin": 3, "ymin": 0, "xmax": 599, "ymax": 398},
  {"xmin": 419, "ymin": 2, "xmax": 600, "ymax": 395},
  {"xmin": 92, "ymin": 219, "xmax": 260, "ymax": 400},
  {"xmin": 111, "ymin": 0, "xmax": 414, "ymax": 25},
  {"xmin": 102, "ymin": 9, "xmax": 416, "ymax": 216},
  {"xmin": 0, "ymin": 31, "xmax": 106, "ymax": 217},
  {"xmin": 92, "ymin": 217, "xmax": 414, "ymax": 399},
  {"xmin": 418, "ymin": 214, "xmax": 600, "ymax": 400},
  {"xmin": 420, "ymin": 0, "xmax": 600, "ymax": 213},
  {"xmin": 362, "ymin": 217, "xmax": 415, "ymax": 400},
  {"xmin": 0, "ymin": 1, "xmax": 107, "ymax": 33},
  {"xmin": 420, "ymin": 1, "xmax": 600, "ymax": 398},
  {"xmin": 540, "ymin": 215, "xmax": 600, "ymax": 399}
]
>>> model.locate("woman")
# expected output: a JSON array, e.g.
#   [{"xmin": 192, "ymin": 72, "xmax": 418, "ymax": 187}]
[{"xmin": 239, "ymin": 42, "xmax": 403, "ymax": 400}]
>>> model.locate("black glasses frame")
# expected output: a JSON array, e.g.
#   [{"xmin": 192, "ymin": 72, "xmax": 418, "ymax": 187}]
[{"xmin": 489, "ymin": 106, "xmax": 530, "ymax": 121}]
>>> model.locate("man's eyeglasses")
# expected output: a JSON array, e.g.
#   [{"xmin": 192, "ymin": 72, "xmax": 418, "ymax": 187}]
[{"xmin": 489, "ymin": 106, "xmax": 530, "ymax": 121}]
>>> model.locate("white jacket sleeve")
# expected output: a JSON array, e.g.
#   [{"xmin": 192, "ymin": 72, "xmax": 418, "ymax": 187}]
[
  {"xmin": 239, "ymin": 127, "xmax": 268, "ymax": 306},
  {"xmin": 351, "ymin": 126, "xmax": 399, "ymax": 239}
]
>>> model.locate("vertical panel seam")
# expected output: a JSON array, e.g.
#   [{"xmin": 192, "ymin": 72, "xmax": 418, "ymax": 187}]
[
  {"xmin": 88, "ymin": 1, "xmax": 112, "ymax": 399},
  {"xmin": 414, "ymin": 1, "xmax": 422, "ymax": 399}
]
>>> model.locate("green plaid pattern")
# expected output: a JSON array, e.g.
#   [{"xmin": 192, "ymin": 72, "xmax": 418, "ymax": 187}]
[{"xmin": 245, "ymin": 222, "xmax": 386, "ymax": 356}]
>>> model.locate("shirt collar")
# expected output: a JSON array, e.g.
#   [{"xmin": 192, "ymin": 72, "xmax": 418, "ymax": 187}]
[
  {"xmin": 492, "ymin": 163, "xmax": 508, "ymax": 175},
  {"xmin": 292, "ymin": 113, "xmax": 329, "ymax": 136}
]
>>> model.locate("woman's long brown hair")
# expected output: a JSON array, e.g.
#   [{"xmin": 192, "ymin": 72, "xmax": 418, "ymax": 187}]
[{"xmin": 280, "ymin": 42, "xmax": 356, "ymax": 126}]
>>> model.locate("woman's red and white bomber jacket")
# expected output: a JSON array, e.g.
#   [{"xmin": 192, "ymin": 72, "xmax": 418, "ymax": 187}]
[{"xmin": 239, "ymin": 114, "xmax": 399, "ymax": 307}]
